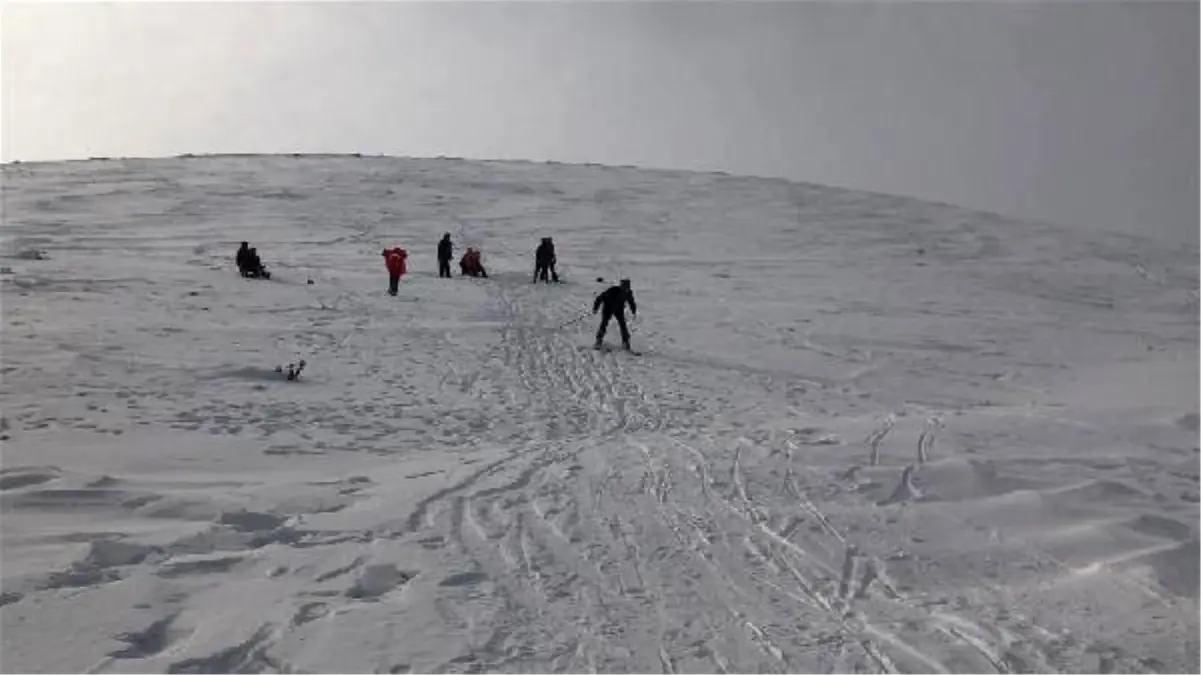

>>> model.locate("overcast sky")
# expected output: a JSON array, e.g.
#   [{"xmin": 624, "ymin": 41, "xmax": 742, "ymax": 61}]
[{"xmin": 3, "ymin": 1, "xmax": 1197, "ymax": 243}]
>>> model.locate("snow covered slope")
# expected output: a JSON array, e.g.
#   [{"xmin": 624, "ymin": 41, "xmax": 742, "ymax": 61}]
[{"xmin": 2, "ymin": 155, "xmax": 1197, "ymax": 673}]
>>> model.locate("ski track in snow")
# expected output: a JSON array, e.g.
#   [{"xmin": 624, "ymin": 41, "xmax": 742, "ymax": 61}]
[{"xmin": 1, "ymin": 155, "xmax": 1198, "ymax": 673}]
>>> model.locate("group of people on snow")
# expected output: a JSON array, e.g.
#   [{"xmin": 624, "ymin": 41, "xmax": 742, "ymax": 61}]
[
  {"xmin": 375, "ymin": 233, "xmax": 547, "ymax": 287},
  {"xmin": 235, "ymin": 242, "xmax": 270, "ymax": 279},
  {"xmin": 436, "ymin": 232, "xmax": 488, "ymax": 279},
  {"xmin": 235, "ymin": 233, "xmax": 639, "ymax": 351}
]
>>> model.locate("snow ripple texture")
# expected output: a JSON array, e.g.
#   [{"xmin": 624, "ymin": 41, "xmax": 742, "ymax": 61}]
[{"xmin": 2, "ymin": 155, "xmax": 1198, "ymax": 673}]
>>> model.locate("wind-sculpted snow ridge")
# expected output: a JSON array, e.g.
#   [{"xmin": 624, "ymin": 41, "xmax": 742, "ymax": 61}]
[{"xmin": 2, "ymin": 155, "xmax": 1197, "ymax": 673}]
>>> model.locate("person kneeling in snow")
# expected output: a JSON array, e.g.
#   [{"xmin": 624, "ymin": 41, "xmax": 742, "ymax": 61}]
[
  {"xmin": 593, "ymin": 278, "xmax": 637, "ymax": 351},
  {"xmin": 459, "ymin": 247, "xmax": 488, "ymax": 278},
  {"xmin": 244, "ymin": 247, "xmax": 271, "ymax": 279},
  {"xmin": 382, "ymin": 247, "xmax": 408, "ymax": 295}
]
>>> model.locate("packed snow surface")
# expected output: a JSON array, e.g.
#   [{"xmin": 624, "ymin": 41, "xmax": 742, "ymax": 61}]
[{"xmin": 2, "ymin": 155, "xmax": 1198, "ymax": 673}]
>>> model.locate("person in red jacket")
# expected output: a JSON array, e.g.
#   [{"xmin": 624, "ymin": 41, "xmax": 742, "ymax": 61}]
[
  {"xmin": 382, "ymin": 247, "xmax": 408, "ymax": 295},
  {"xmin": 459, "ymin": 247, "xmax": 488, "ymax": 278}
]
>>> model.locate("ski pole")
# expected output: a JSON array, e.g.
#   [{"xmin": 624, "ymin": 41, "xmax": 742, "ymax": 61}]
[{"xmin": 555, "ymin": 312, "xmax": 592, "ymax": 330}]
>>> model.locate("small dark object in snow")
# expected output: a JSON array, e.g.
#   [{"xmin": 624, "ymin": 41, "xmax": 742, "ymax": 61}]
[
  {"xmin": 307, "ymin": 279, "xmax": 314, "ymax": 285},
  {"xmin": 917, "ymin": 248, "xmax": 926, "ymax": 255},
  {"xmin": 274, "ymin": 360, "xmax": 307, "ymax": 381}
]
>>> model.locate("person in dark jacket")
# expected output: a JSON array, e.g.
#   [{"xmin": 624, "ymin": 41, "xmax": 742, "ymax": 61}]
[
  {"xmin": 244, "ymin": 247, "xmax": 270, "ymax": 279},
  {"xmin": 534, "ymin": 237, "xmax": 559, "ymax": 283},
  {"xmin": 593, "ymin": 278, "xmax": 637, "ymax": 350},
  {"xmin": 236, "ymin": 242, "xmax": 252, "ymax": 277},
  {"xmin": 437, "ymin": 233, "xmax": 453, "ymax": 279}
]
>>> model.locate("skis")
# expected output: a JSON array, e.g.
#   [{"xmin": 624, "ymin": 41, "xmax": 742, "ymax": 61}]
[{"xmin": 584, "ymin": 344, "xmax": 642, "ymax": 356}]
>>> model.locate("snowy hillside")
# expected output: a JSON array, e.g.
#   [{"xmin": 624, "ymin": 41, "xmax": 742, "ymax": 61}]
[{"xmin": 2, "ymin": 155, "xmax": 1197, "ymax": 673}]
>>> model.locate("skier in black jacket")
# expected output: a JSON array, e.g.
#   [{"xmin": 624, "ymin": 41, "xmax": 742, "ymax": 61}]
[
  {"xmin": 593, "ymin": 278, "xmax": 637, "ymax": 351},
  {"xmin": 437, "ymin": 233, "xmax": 453, "ymax": 278}
]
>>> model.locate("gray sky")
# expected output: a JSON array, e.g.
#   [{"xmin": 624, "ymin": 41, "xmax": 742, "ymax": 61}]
[{"xmin": 3, "ymin": 1, "xmax": 1197, "ymax": 243}]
